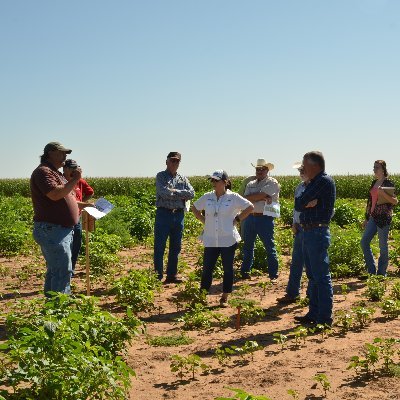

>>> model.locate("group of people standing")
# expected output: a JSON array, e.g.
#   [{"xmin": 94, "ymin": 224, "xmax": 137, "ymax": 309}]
[
  {"xmin": 29, "ymin": 142, "xmax": 397, "ymax": 328},
  {"xmin": 155, "ymin": 151, "xmax": 397, "ymax": 327}
]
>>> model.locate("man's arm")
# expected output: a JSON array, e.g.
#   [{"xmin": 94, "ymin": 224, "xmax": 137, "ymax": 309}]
[
  {"xmin": 172, "ymin": 177, "xmax": 195, "ymax": 200},
  {"xmin": 46, "ymin": 169, "xmax": 82, "ymax": 201},
  {"xmin": 155, "ymin": 172, "xmax": 176, "ymax": 199},
  {"xmin": 294, "ymin": 176, "xmax": 329, "ymax": 211}
]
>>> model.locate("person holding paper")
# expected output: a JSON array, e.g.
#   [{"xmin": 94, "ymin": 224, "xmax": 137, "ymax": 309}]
[
  {"xmin": 361, "ymin": 160, "xmax": 398, "ymax": 276},
  {"xmin": 293, "ymin": 151, "xmax": 336, "ymax": 327},
  {"xmin": 154, "ymin": 151, "xmax": 195, "ymax": 283},
  {"xmin": 192, "ymin": 170, "xmax": 254, "ymax": 306},
  {"xmin": 240, "ymin": 158, "xmax": 280, "ymax": 281},
  {"xmin": 63, "ymin": 159, "xmax": 94, "ymax": 275},
  {"xmin": 30, "ymin": 142, "xmax": 80, "ymax": 296}
]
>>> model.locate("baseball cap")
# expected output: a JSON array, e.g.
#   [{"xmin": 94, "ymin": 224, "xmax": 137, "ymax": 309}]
[
  {"xmin": 44, "ymin": 142, "xmax": 72, "ymax": 154},
  {"xmin": 208, "ymin": 169, "xmax": 229, "ymax": 181},
  {"xmin": 64, "ymin": 159, "xmax": 79, "ymax": 169}
]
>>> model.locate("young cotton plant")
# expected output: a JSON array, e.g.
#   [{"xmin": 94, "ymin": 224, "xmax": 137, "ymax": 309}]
[{"xmin": 170, "ymin": 354, "xmax": 210, "ymax": 380}]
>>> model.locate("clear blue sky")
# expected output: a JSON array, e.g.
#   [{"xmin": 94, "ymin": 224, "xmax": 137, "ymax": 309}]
[{"xmin": 1, "ymin": 0, "xmax": 399, "ymax": 178}]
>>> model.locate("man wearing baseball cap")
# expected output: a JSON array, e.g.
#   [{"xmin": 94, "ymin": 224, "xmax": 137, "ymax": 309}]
[
  {"xmin": 30, "ymin": 141, "xmax": 81, "ymax": 296},
  {"xmin": 154, "ymin": 151, "xmax": 195, "ymax": 283}
]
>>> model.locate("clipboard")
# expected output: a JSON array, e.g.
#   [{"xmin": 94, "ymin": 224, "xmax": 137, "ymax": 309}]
[{"xmin": 377, "ymin": 187, "xmax": 395, "ymax": 205}]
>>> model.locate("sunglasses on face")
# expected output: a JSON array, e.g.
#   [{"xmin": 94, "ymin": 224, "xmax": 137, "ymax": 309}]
[{"xmin": 210, "ymin": 178, "xmax": 220, "ymax": 183}]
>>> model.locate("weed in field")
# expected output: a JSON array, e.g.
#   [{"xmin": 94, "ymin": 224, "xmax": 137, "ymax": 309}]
[
  {"xmin": 147, "ymin": 333, "xmax": 194, "ymax": 347},
  {"xmin": 215, "ymin": 386, "xmax": 272, "ymax": 400}
]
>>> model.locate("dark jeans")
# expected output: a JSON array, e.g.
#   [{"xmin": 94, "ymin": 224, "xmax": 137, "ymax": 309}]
[
  {"xmin": 241, "ymin": 214, "xmax": 279, "ymax": 278},
  {"xmin": 71, "ymin": 222, "xmax": 82, "ymax": 273},
  {"xmin": 154, "ymin": 208, "xmax": 184, "ymax": 279},
  {"xmin": 303, "ymin": 226, "xmax": 333, "ymax": 325},
  {"xmin": 286, "ymin": 227, "xmax": 310, "ymax": 298},
  {"xmin": 201, "ymin": 243, "xmax": 238, "ymax": 293}
]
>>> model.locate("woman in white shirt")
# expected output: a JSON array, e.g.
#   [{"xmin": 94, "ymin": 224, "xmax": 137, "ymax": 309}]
[{"xmin": 192, "ymin": 170, "xmax": 254, "ymax": 306}]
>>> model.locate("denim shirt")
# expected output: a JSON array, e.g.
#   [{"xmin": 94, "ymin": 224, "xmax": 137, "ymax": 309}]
[
  {"xmin": 155, "ymin": 170, "xmax": 195, "ymax": 209},
  {"xmin": 294, "ymin": 171, "xmax": 336, "ymax": 225}
]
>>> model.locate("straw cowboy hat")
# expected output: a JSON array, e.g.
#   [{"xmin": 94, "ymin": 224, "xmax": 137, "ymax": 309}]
[{"xmin": 251, "ymin": 158, "xmax": 274, "ymax": 171}]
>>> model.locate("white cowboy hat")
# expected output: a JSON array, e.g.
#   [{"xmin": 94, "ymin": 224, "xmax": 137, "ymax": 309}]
[
  {"xmin": 251, "ymin": 158, "xmax": 274, "ymax": 171},
  {"xmin": 292, "ymin": 161, "xmax": 303, "ymax": 169}
]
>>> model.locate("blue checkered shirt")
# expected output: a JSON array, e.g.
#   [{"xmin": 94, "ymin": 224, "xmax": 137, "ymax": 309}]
[{"xmin": 155, "ymin": 170, "xmax": 195, "ymax": 209}]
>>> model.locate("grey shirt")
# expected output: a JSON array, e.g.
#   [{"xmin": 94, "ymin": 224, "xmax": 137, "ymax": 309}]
[{"xmin": 155, "ymin": 170, "xmax": 195, "ymax": 209}]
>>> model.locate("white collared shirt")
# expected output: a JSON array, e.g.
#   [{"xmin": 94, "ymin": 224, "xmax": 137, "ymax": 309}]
[
  {"xmin": 193, "ymin": 190, "xmax": 253, "ymax": 247},
  {"xmin": 244, "ymin": 176, "xmax": 280, "ymax": 213}
]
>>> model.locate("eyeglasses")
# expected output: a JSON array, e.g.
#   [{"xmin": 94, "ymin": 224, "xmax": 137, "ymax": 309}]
[
  {"xmin": 256, "ymin": 167, "xmax": 266, "ymax": 172},
  {"xmin": 168, "ymin": 158, "xmax": 180, "ymax": 164}
]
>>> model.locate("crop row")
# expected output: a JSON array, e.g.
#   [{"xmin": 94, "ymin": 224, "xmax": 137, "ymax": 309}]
[{"xmin": 1, "ymin": 175, "xmax": 399, "ymax": 199}]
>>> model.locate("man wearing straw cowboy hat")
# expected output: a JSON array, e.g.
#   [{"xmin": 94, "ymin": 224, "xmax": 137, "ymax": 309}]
[{"xmin": 240, "ymin": 158, "xmax": 280, "ymax": 281}]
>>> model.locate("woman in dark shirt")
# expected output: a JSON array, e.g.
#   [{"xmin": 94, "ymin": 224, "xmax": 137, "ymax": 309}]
[{"xmin": 360, "ymin": 160, "xmax": 398, "ymax": 276}]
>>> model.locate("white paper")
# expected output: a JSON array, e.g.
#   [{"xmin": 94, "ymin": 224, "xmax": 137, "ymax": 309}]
[
  {"xmin": 184, "ymin": 200, "xmax": 191, "ymax": 212},
  {"xmin": 84, "ymin": 197, "xmax": 114, "ymax": 220},
  {"xmin": 263, "ymin": 201, "xmax": 281, "ymax": 218}
]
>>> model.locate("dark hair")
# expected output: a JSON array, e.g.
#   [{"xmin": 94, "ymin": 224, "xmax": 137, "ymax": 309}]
[
  {"xmin": 303, "ymin": 151, "xmax": 325, "ymax": 171},
  {"xmin": 225, "ymin": 179, "xmax": 232, "ymax": 190},
  {"xmin": 40, "ymin": 153, "xmax": 48, "ymax": 163},
  {"xmin": 374, "ymin": 160, "xmax": 388, "ymax": 177}
]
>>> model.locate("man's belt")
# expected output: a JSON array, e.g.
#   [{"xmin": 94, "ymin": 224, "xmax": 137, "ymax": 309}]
[
  {"xmin": 158, "ymin": 207, "xmax": 184, "ymax": 213},
  {"xmin": 251, "ymin": 212, "xmax": 264, "ymax": 216},
  {"xmin": 301, "ymin": 223, "xmax": 329, "ymax": 231}
]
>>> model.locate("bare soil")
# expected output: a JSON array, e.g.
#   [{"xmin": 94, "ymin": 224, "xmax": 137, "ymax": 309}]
[{"xmin": 0, "ymin": 241, "xmax": 399, "ymax": 400}]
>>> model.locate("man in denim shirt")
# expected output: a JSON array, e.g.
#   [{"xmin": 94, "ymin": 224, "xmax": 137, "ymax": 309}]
[
  {"xmin": 154, "ymin": 152, "xmax": 195, "ymax": 283},
  {"xmin": 293, "ymin": 151, "xmax": 336, "ymax": 326}
]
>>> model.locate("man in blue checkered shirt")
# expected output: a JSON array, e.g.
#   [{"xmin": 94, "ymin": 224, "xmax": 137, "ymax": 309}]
[{"xmin": 154, "ymin": 152, "xmax": 195, "ymax": 283}]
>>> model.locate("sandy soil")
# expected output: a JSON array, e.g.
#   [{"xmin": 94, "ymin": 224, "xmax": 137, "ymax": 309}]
[{"xmin": 0, "ymin": 241, "xmax": 399, "ymax": 400}]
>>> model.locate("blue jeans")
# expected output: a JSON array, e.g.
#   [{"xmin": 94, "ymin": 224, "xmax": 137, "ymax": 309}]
[
  {"xmin": 360, "ymin": 218, "xmax": 390, "ymax": 276},
  {"xmin": 154, "ymin": 208, "xmax": 184, "ymax": 279},
  {"xmin": 286, "ymin": 227, "xmax": 310, "ymax": 298},
  {"xmin": 71, "ymin": 222, "xmax": 82, "ymax": 274},
  {"xmin": 201, "ymin": 243, "xmax": 238, "ymax": 293},
  {"xmin": 241, "ymin": 215, "xmax": 279, "ymax": 279},
  {"xmin": 33, "ymin": 222, "xmax": 73, "ymax": 296},
  {"xmin": 302, "ymin": 227, "xmax": 333, "ymax": 325}
]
